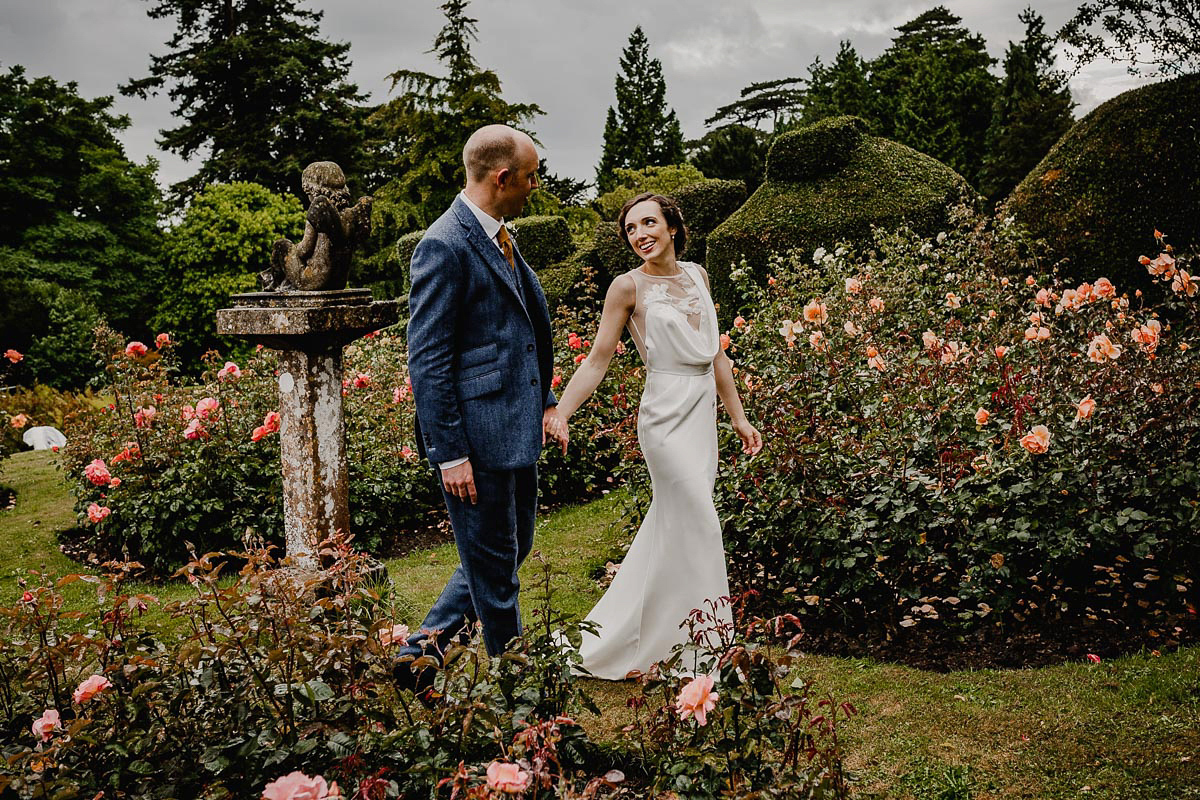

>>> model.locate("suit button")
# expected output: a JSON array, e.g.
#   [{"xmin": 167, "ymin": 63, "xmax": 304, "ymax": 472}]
[
  {"xmin": 527, "ymin": 343, "xmax": 534, "ymax": 352},
  {"xmin": 530, "ymin": 378, "xmax": 538, "ymax": 385}
]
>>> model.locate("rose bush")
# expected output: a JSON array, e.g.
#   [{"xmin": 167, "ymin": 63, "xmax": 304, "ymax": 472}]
[
  {"xmin": 0, "ymin": 546, "xmax": 848, "ymax": 798},
  {"xmin": 617, "ymin": 212, "xmax": 1200, "ymax": 656}
]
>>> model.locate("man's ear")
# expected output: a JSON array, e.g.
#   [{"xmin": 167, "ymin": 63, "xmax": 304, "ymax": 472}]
[{"xmin": 494, "ymin": 167, "xmax": 511, "ymax": 189}]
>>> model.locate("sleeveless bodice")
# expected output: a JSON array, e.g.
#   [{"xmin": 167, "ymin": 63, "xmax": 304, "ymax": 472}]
[{"xmin": 626, "ymin": 263, "xmax": 720, "ymax": 374}]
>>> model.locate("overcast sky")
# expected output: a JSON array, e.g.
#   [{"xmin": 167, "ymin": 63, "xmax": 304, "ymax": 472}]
[{"xmin": 0, "ymin": 0, "xmax": 1154, "ymax": 192}]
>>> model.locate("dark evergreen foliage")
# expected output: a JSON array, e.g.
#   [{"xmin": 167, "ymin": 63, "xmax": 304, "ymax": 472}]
[
  {"xmin": 122, "ymin": 0, "xmax": 369, "ymax": 204},
  {"xmin": 704, "ymin": 76, "xmax": 807, "ymax": 130},
  {"xmin": 687, "ymin": 125, "xmax": 770, "ymax": 192},
  {"xmin": 979, "ymin": 9, "xmax": 1076, "ymax": 203},
  {"xmin": 798, "ymin": 42, "xmax": 875, "ymax": 127},
  {"xmin": 595, "ymin": 26, "xmax": 686, "ymax": 193}
]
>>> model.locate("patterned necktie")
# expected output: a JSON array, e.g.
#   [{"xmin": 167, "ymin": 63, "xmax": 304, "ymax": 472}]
[{"xmin": 496, "ymin": 225, "xmax": 515, "ymax": 270}]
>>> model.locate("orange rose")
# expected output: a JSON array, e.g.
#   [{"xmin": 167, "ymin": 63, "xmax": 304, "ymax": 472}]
[
  {"xmin": 975, "ymin": 408, "xmax": 990, "ymax": 425},
  {"xmin": 1076, "ymin": 394, "xmax": 1096, "ymax": 420},
  {"xmin": 802, "ymin": 299, "xmax": 828, "ymax": 325},
  {"xmin": 1020, "ymin": 424, "xmax": 1051, "ymax": 454}
]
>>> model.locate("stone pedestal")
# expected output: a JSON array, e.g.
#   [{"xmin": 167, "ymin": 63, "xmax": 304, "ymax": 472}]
[{"xmin": 217, "ymin": 289, "xmax": 400, "ymax": 569}]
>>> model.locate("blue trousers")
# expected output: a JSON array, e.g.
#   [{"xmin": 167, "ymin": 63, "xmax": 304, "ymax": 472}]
[{"xmin": 406, "ymin": 464, "xmax": 538, "ymax": 658}]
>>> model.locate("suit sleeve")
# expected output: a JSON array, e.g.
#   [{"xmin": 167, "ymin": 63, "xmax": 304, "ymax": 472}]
[{"xmin": 407, "ymin": 236, "xmax": 470, "ymax": 463}]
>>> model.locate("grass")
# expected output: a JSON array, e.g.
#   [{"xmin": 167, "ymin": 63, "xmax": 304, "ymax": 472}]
[{"xmin": 2, "ymin": 450, "xmax": 1198, "ymax": 798}]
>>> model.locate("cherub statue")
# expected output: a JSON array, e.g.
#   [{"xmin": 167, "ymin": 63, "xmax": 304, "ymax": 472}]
[{"xmin": 262, "ymin": 161, "xmax": 372, "ymax": 291}]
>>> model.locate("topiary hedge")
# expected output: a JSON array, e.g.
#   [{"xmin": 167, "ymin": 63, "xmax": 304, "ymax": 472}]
[
  {"xmin": 674, "ymin": 179, "xmax": 747, "ymax": 264},
  {"xmin": 566, "ymin": 222, "xmax": 641, "ymax": 293},
  {"xmin": 511, "ymin": 215, "xmax": 574, "ymax": 267},
  {"xmin": 535, "ymin": 263, "xmax": 583, "ymax": 309},
  {"xmin": 707, "ymin": 116, "xmax": 973, "ymax": 320},
  {"xmin": 1003, "ymin": 74, "xmax": 1200, "ymax": 296}
]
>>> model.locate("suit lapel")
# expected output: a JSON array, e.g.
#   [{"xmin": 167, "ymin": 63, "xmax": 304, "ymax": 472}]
[{"xmin": 453, "ymin": 199, "xmax": 530, "ymax": 319}]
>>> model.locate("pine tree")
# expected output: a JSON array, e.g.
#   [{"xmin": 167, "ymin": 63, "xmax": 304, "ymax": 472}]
[
  {"xmin": 868, "ymin": 6, "xmax": 998, "ymax": 186},
  {"xmin": 980, "ymin": 9, "xmax": 1075, "ymax": 203},
  {"xmin": 596, "ymin": 26, "xmax": 686, "ymax": 193},
  {"xmin": 122, "ymin": 0, "xmax": 369, "ymax": 204},
  {"xmin": 705, "ymin": 76, "xmax": 807, "ymax": 131}
]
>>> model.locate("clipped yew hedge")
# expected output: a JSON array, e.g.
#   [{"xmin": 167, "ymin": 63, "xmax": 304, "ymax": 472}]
[
  {"xmin": 1003, "ymin": 74, "xmax": 1200, "ymax": 296},
  {"xmin": 707, "ymin": 116, "xmax": 973, "ymax": 320},
  {"xmin": 674, "ymin": 178, "xmax": 748, "ymax": 264}
]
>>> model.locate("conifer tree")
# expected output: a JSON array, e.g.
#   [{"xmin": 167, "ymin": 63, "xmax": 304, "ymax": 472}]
[
  {"xmin": 800, "ymin": 42, "xmax": 874, "ymax": 126},
  {"xmin": 596, "ymin": 26, "xmax": 686, "ymax": 193},
  {"xmin": 123, "ymin": 0, "xmax": 369, "ymax": 204},
  {"xmin": 980, "ymin": 9, "xmax": 1075, "ymax": 203}
]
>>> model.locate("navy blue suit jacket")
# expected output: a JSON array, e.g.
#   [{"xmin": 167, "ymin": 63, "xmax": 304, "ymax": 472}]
[{"xmin": 407, "ymin": 197, "xmax": 556, "ymax": 471}]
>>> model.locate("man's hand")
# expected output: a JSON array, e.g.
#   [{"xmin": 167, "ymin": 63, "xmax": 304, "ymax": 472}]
[
  {"xmin": 441, "ymin": 460, "xmax": 477, "ymax": 504},
  {"xmin": 542, "ymin": 407, "xmax": 569, "ymax": 455}
]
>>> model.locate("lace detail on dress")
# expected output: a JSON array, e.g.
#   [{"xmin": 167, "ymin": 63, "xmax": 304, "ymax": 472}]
[{"xmin": 642, "ymin": 281, "xmax": 704, "ymax": 322}]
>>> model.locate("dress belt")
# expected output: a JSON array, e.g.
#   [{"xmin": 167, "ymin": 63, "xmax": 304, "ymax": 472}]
[{"xmin": 646, "ymin": 364, "xmax": 714, "ymax": 377}]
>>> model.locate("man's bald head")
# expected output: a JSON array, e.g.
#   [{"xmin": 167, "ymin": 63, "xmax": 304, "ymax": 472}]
[{"xmin": 463, "ymin": 125, "xmax": 534, "ymax": 185}]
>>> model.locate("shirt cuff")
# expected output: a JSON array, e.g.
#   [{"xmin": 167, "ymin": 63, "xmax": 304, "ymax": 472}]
[{"xmin": 439, "ymin": 456, "xmax": 469, "ymax": 471}]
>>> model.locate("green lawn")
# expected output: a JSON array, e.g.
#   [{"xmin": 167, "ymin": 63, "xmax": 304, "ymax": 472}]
[{"xmin": 2, "ymin": 450, "xmax": 1198, "ymax": 799}]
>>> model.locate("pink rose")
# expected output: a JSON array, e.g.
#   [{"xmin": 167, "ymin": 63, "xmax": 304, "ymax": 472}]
[
  {"xmin": 1076, "ymin": 395, "xmax": 1096, "ymax": 421},
  {"xmin": 353, "ymin": 372, "xmax": 371, "ymax": 389},
  {"xmin": 675, "ymin": 674, "xmax": 719, "ymax": 726},
  {"xmin": 134, "ymin": 406, "xmax": 157, "ymax": 428},
  {"xmin": 181, "ymin": 404, "xmax": 195, "ymax": 421},
  {"xmin": 155, "ymin": 332, "xmax": 171, "ymax": 349},
  {"xmin": 125, "ymin": 341, "xmax": 148, "ymax": 358},
  {"xmin": 183, "ymin": 419, "xmax": 207, "ymax": 441},
  {"xmin": 1020, "ymin": 425, "xmax": 1051, "ymax": 455},
  {"xmin": 84, "ymin": 459, "xmax": 112, "ymax": 486},
  {"xmin": 261, "ymin": 771, "xmax": 330, "ymax": 800},
  {"xmin": 485, "ymin": 761, "xmax": 531, "ymax": 794},
  {"xmin": 217, "ymin": 361, "xmax": 242, "ymax": 381},
  {"xmin": 567, "ymin": 332, "xmax": 582, "ymax": 350},
  {"xmin": 573, "ymin": 353, "xmax": 585, "ymax": 365},
  {"xmin": 1093, "ymin": 277, "xmax": 1115, "ymax": 298},
  {"xmin": 378, "ymin": 623, "xmax": 410, "ymax": 647},
  {"xmin": 31, "ymin": 709, "xmax": 60, "ymax": 742},
  {"xmin": 195, "ymin": 397, "xmax": 219, "ymax": 419},
  {"xmin": 975, "ymin": 408, "xmax": 990, "ymax": 426},
  {"xmin": 86, "ymin": 503, "xmax": 111, "ymax": 524},
  {"xmin": 400, "ymin": 445, "xmax": 415, "ymax": 460},
  {"xmin": 73, "ymin": 673, "xmax": 112, "ymax": 704},
  {"xmin": 4, "ymin": 349, "xmax": 22, "ymax": 363},
  {"xmin": 550, "ymin": 374, "xmax": 562, "ymax": 389},
  {"xmin": 1086, "ymin": 653, "xmax": 1101, "ymax": 664},
  {"xmin": 10, "ymin": 413, "xmax": 29, "ymax": 429},
  {"xmin": 733, "ymin": 316, "xmax": 747, "ymax": 329}
]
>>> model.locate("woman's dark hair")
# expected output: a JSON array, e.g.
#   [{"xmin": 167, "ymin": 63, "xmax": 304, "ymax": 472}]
[{"xmin": 617, "ymin": 192, "xmax": 688, "ymax": 258}]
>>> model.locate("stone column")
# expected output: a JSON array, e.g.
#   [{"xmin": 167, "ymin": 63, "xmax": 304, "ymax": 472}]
[
  {"xmin": 277, "ymin": 347, "xmax": 348, "ymax": 569},
  {"xmin": 216, "ymin": 289, "xmax": 399, "ymax": 570}
]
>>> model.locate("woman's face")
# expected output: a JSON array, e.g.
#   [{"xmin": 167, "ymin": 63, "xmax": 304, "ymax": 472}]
[{"xmin": 623, "ymin": 199, "xmax": 676, "ymax": 262}]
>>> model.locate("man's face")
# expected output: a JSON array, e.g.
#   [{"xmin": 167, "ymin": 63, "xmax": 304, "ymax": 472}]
[{"xmin": 496, "ymin": 139, "xmax": 540, "ymax": 218}]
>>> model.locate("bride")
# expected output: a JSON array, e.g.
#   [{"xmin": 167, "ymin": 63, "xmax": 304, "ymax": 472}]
[{"xmin": 547, "ymin": 192, "xmax": 762, "ymax": 679}]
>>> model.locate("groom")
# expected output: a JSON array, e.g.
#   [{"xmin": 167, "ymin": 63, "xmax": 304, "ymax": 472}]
[{"xmin": 399, "ymin": 124, "xmax": 566, "ymax": 682}]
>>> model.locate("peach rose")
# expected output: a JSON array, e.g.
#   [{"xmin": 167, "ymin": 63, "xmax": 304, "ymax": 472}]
[
  {"xmin": 84, "ymin": 459, "xmax": 112, "ymax": 486},
  {"xmin": 866, "ymin": 346, "xmax": 886, "ymax": 372},
  {"xmin": 843, "ymin": 320, "xmax": 860, "ymax": 337},
  {"xmin": 868, "ymin": 296, "xmax": 885, "ymax": 313},
  {"xmin": 808, "ymin": 331, "xmax": 827, "ymax": 352},
  {"xmin": 73, "ymin": 673, "xmax": 112, "ymax": 704},
  {"xmin": 1020, "ymin": 425, "xmax": 1051, "ymax": 454},
  {"xmin": 1076, "ymin": 395, "xmax": 1096, "ymax": 421},
  {"xmin": 994, "ymin": 346, "xmax": 1008, "ymax": 359},
  {"xmin": 486, "ymin": 762, "xmax": 531, "ymax": 794},
  {"xmin": 31, "ymin": 709, "xmax": 60, "ymax": 742},
  {"xmin": 261, "ymin": 771, "xmax": 331, "ymax": 800},
  {"xmin": 1173, "ymin": 270, "xmax": 1196, "ymax": 296},
  {"xmin": 720, "ymin": 333, "xmax": 731, "ymax": 351},
  {"xmin": 378, "ymin": 623, "xmax": 410, "ymax": 647},
  {"xmin": 124, "ymin": 341, "xmax": 148, "ymax": 358},
  {"xmin": 945, "ymin": 292, "xmax": 962, "ymax": 309},
  {"xmin": 733, "ymin": 316, "xmax": 747, "ymax": 329},
  {"xmin": 1087, "ymin": 333, "xmax": 1122, "ymax": 363},
  {"xmin": 802, "ymin": 299, "xmax": 828, "ymax": 325},
  {"xmin": 1131, "ymin": 319, "xmax": 1162, "ymax": 352},
  {"xmin": 675, "ymin": 674, "xmax": 719, "ymax": 726},
  {"xmin": 778, "ymin": 319, "xmax": 796, "ymax": 343},
  {"xmin": 87, "ymin": 503, "xmax": 111, "ymax": 524},
  {"xmin": 1035, "ymin": 288, "xmax": 1052, "ymax": 307},
  {"xmin": 844, "ymin": 277, "xmax": 862, "ymax": 294},
  {"xmin": 1093, "ymin": 277, "xmax": 1115, "ymax": 298},
  {"xmin": 4, "ymin": 349, "xmax": 22, "ymax": 363},
  {"xmin": 975, "ymin": 408, "xmax": 990, "ymax": 425},
  {"xmin": 10, "ymin": 413, "xmax": 28, "ymax": 429},
  {"xmin": 1145, "ymin": 252, "xmax": 1175, "ymax": 278},
  {"xmin": 216, "ymin": 361, "xmax": 242, "ymax": 381},
  {"xmin": 155, "ymin": 332, "xmax": 171, "ymax": 349}
]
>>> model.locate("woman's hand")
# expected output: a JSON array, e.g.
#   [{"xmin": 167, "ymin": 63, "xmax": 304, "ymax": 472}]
[{"xmin": 732, "ymin": 419, "xmax": 763, "ymax": 455}]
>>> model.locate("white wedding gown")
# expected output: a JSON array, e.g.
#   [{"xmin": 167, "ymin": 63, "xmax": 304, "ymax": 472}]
[{"xmin": 577, "ymin": 262, "xmax": 734, "ymax": 679}]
